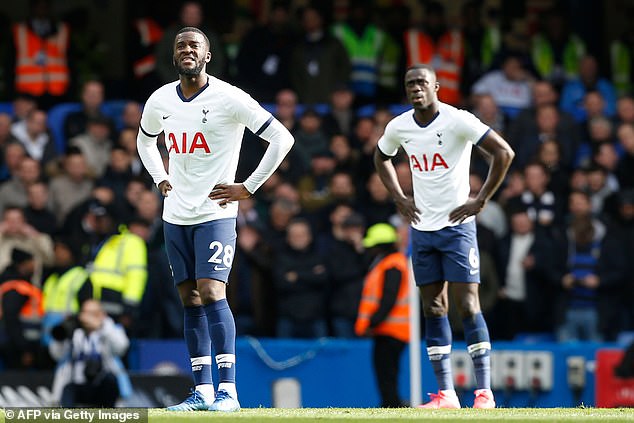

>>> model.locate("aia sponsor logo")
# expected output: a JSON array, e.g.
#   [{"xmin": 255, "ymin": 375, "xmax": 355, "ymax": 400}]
[
  {"xmin": 410, "ymin": 153, "xmax": 448, "ymax": 172},
  {"xmin": 167, "ymin": 132, "xmax": 210, "ymax": 154}
]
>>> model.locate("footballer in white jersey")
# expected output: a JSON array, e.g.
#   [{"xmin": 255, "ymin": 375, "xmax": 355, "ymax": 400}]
[
  {"xmin": 378, "ymin": 102, "xmax": 490, "ymax": 231},
  {"xmin": 136, "ymin": 27, "xmax": 294, "ymax": 413},
  {"xmin": 374, "ymin": 64, "xmax": 514, "ymax": 410}
]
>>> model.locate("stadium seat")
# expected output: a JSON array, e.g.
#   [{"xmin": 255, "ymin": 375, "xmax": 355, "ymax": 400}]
[
  {"xmin": 102, "ymin": 99, "xmax": 130, "ymax": 132},
  {"xmin": 47, "ymin": 102, "xmax": 82, "ymax": 153},
  {"xmin": 0, "ymin": 102, "xmax": 13, "ymax": 116}
]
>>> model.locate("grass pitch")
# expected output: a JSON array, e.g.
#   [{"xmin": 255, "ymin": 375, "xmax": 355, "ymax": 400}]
[
  {"xmin": 150, "ymin": 407, "xmax": 633, "ymax": 422},
  {"xmin": 3, "ymin": 407, "xmax": 634, "ymax": 423}
]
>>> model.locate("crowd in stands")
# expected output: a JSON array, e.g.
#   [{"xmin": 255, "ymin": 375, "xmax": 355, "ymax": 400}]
[{"xmin": 0, "ymin": 0, "xmax": 633, "ymax": 371}]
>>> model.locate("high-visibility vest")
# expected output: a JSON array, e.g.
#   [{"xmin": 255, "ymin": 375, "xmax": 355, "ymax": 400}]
[
  {"xmin": 89, "ymin": 230, "xmax": 147, "ymax": 316},
  {"xmin": 133, "ymin": 18, "xmax": 163, "ymax": 78},
  {"xmin": 42, "ymin": 266, "xmax": 89, "ymax": 314},
  {"xmin": 610, "ymin": 40, "xmax": 632, "ymax": 96},
  {"xmin": 480, "ymin": 26, "xmax": 501, "ymax": 70},
  {"xmin": 355, "ymin": 252, "xmax": 410, "ymax": 343},
  {"xmin": 0, "ymin": 279, "xmax": 44, "ymax": 341},
  {"xmin": 531, "ymin": 33, "xmax": 585, "ymax": 81},
  {"xmin": 404, "ymin": 29, "xmax": 464, "ymax": 105},
  {"xmin": 332, "ymin": 23, "xmax": 385, "ymax": 97},
  {"xmin": 12, "ymin": 22, "xmax": 70, "ymax": 96}
]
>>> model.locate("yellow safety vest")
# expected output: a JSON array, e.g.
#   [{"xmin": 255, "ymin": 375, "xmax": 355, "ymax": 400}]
[{"xmin": 42, "ymin": 266, "xmax": 89, "ymax": 314}]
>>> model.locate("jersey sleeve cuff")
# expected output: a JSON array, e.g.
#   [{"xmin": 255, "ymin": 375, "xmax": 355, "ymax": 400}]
[{"xmin": 140, "ymin": 124, "xmax": 162, "ymax": 138}]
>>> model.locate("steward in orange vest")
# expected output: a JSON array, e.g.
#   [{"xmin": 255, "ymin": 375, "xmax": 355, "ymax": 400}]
[{"xmin": 355, "ymin": 223, "xmax": 410, "ymax": 407}]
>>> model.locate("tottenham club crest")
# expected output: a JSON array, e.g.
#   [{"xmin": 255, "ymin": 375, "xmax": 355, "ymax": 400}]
[
  {"xmin": 436, "ymin": 132, "xmax": 443, "ymax": 146},
  {"xmin": 202, "ymin": 108, "xmax": 209, "ymax": 123}
]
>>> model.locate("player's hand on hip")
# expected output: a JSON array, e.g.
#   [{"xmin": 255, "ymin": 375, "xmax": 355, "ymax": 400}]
[
  {"xmin": 395, "ymin": 196, "xmax": 420, "ymax": 224},
  {"xmin": 158, "ymin": 180, "xmax": 173, "ymax": 197},
  {"xmin": 449, "ymin": 198, "xmax": 485, "ymax": 224},
  {"xmin": 209, "ymin": 183, "xmax": 251, "ymax": 207}
]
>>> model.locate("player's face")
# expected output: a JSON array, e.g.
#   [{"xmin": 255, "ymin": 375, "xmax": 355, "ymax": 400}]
[
  {"xmin": 405, "ymin": 68, "xmax": 439, "ymax": 110},
  {"xmin": 173, "ymin": 32, "xmax": 211, "ymax": 76}
]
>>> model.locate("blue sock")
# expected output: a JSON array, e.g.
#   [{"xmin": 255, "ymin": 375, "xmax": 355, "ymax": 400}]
[
  {"xmin": 205, "ymin": 299, "xmax": 236, "ymax": 384},
  {"xmin": 463, "ymin": 313, "xmax": 491, "ymax": 390},
  {"xmin": 425, "ymin": 315, "xmax": 454, "ymax": 391},
  {"xmin": 184, "ymin": 306, "xmax": 213, "ymax": 387}
]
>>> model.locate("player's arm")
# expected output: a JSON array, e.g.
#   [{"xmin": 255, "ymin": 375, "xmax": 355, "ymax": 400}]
[
  {"xmin": 373, "ymin": 147, "xmax": 420, "ymax": 224},
  {"xmin": 449, "ymin": 130, "xmax": 514, "ymax": 223},
  {"xmin": 210, "ymin": 117, "xmax": 294, "ymax": 206},
  {"xmin": 136, "ymin": 97, "xmax": 170, "ymax": 196}
]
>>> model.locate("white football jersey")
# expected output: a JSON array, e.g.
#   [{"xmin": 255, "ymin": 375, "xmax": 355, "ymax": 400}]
[
  {"xmin": 377, "ymin": 102, "xmax": 490, "ymax": 231},
  {"xmin": 139, "ymin": 76, "xmax": 272, "ymax": 225}
]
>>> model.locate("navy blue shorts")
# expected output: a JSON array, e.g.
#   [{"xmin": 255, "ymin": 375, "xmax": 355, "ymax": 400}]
[
  {"xmin": 164, "ymin": 218, "xmax": 237, "ymax": 285},
  {"xmin": 411, "ymin": 220, "xmax": 480, "ymax": 285}
]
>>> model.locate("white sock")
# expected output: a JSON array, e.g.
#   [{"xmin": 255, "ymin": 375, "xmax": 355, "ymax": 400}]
[
  {"xmin": 196, "ymin": 384, "xmax": 215, "ymax": 401},
  {"xmin": 218, "ymin": 382, "xmax": 237, "ymax": 399},
  {"xmin": 440, "ymin": 389, "xmax": 457, "ymax": 397}
]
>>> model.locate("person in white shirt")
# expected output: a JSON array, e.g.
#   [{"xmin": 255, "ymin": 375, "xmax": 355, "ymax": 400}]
[
  {"xmin": 136, "ymin": 26, "xmax": 294, "ymax": 412},
  {"xmin": 374, "ymin": 64, "xmax": 514, "ymax": 409}
]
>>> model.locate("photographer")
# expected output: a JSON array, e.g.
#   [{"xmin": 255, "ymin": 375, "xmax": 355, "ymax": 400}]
[{"xmin": 49, "ymin": 299, "xmax": 130, "ymax": 407}]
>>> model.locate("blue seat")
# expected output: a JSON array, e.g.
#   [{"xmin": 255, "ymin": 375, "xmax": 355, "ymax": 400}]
[
  {"xmin": 102, "ymin": 99, "xmax": 130, "ymax": 132},
  {"xmin": 47, "ymin": 102, "xmax": 82, "ymax": 153},
  {"xmin": 0, "ymin": 102, "xmax": 13, "ymax": 116}
]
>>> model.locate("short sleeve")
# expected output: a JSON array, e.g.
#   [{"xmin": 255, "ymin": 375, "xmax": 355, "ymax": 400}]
[
  {"xmin": 377, "ymin": 120, "xmax": 401, "ymax": 157},
  {"xmin": 139, "ymin": 95, "xmax": 163, "ymax": 137},
  {"xmin": 226, "ymin": 88, "xmax": 272, "ymax": 134},
  {"xmin": 456, "ymin": 109, "xmax": 490, "ymax": 145}
]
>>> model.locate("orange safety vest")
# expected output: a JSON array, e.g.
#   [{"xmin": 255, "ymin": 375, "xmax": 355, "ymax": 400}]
[
  {"xmin": 355, "ymin": 252, "xmax": 410, "ymax": 343},
  {"xmin": 12, "ymin": 22, "xmax": 70, "ymax": 96},
  {"xmin": 133, "ymin": 18, "xmax": 163, "ymax": 78},
  {"xmin": 404, "ymin": 29, "xmax": 463, "ymax": 105},
  {"xmin": 0, "ymin": 279, "xmax": 44, "ymax": 321}
]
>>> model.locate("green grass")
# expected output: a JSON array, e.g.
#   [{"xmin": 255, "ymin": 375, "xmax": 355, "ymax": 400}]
[{"xmin": 2, "ymin": 407, "xmax": 634, "ymax": 423}]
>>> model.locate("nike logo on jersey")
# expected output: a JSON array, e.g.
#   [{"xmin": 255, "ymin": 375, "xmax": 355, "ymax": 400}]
[
  {"xmin": 404, "ymin": 139, "xmax": 412, "ymax": 144},
  {"xmin": 214, "ymin": 265, "xmax": 228, "ymax": 271},
  {"xmin": 162, "ymin": 115, "xmax": 171, "ymax": 120},
  {"xmin": 470, "ymin": 269, "xmax": 479, "ymax": 275}
]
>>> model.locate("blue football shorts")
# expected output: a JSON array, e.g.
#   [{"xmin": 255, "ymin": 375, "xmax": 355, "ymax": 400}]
[
  {"xmin": 164, "ymin": 217, "xmax": 237, "ymax": 285},
  {"xmin": 410, "ymin": 220, "xmax": 481, "ymax": 285}
]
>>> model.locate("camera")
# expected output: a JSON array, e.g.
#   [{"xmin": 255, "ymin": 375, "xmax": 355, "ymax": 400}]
[{"xmin": 51, "ymin": 316, "xmax": 79, "ymax": 341}]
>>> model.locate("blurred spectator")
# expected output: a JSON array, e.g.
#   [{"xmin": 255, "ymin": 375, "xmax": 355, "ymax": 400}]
[
  {"xmin": 120, "ymin": 101, "xmax": 143, "ymax": 132},
  {"xmin": 8, "ymin": 0, "xmax": 71, "ymax": 108},
  {"xmin": 134, "ymin": 189, "xmax": 164, "ymax": 248},
  {"xmin": 616, "ymin": 123, "xmax": 634, "ymax": 188},
  {"xmin": 290, "ymin": 4, "xmax": 350, "ymax": 105},
  {"xmin": 297, "ymin": 150, "xmax": 337, "ymax": 213},
  {"xmin": 609, "ymin": 9, "xmax": 634, "ymax": 96},
  {"xmin": 274, "ymin": 88, "xmax": 299, "ymax": 132},
  {"xmin": 560, "ymin": 55, "xmax": 617, "ymax": 122},
  {"xmin": 49, "ymin": 148, "xmax": 94, "ymax": 225},
  {"xmin": 156, "ymin": 1, "xmax": 226, "ymax": 84},
  {"xmin": 536, "ymin": 139, "xmax": 570, "ymax": 200},
  {"xmin": 11, "ymin": 109, "xmax": 57, "ymax": 167},
  {"xmin": 85, "ymin": 201, "xmax": 147, "ymax": 332},
  {"xmin": 0, "ymin": 113, "xmax": 19, "ymax": 180},
  {"xmin": 586, "ymin": 165, "xmax": 618, "ymax": 217},
  {"xmin": 355, "ymin": 223, "xmax": 409, "ymax": 408},
  {"xmin": 361, "ymin": 172, "xmax": 397, "ymax": 227},
  {"xmin": 471, "ymin": 54, "xmax": 534, "ymax": 118},
  {"xmin": 293, "ymin": 109, "xmax": 330, "ymax": 168},
  {"xmin": 97, "ymin": 146, "xmax": 134, "ymax": 202},
  {"xmin": 41, "ymin": 237, "xmax": 90, "ymax": 346},
  {"xmin": 235, "ymin": 0, "xmax": 294, "ymax": 102},
  {"xmin": 49, "ymin": 299, "xmax": 130, "ymax": 407},
  {"xmin": 0, "ymin": 206, "xmax": 55, "ymax": 286},
  {"xmin": 329, "ymin": 133, "xmax": 360, "ymax": 174},
  {"xmin": 23, "ymin": 180, "xmax": 56, "ymax": 235},
  {"xmin": 472, "ymin": 94, "xmax": 506, "ymax": 137},
  {"xmin": 0, "ymin": 142, "xmax": 27, "ymax": 185},
  {"xmin": 0, "ymin": 157, "xmax": 42, "ymax": 215},
  {"xmin": 530, "ymin": 7, "xmax": 586, "ymax": 89},
  {"xmin": 616, "ymin": 95, "xmax": 634, "ymax": 125},
  {"xmin": 326, "ymin": 211, "xmax": 367, "ymax": 338},
  {"xmin": 332, "ymin": 0, "xmax": 388, "ymax": 105},
  {"xmin": 513, "ymin": 104, "xmax": 579, "ymax": 170},
  {"xmin": 469, "ymin": 173, "xmax": 507, "ymax": 239},
  {"xmin": 117, "ymin": 177, "xmax": 149, "ymax": 224},
  {"xmin": 273, "ymin": 218, "xmax": 328, "ymax": 338},
  {"xmin": 228, "ymin": 222, "xmax": 275, "ymax": 336},
  {"xmin": 508, "ymin": 162, "xmax": 561, "ymax": 229},
  {"xmin": 68, "ymin": 115, "xmax": 114, "ymax": 178},
  {"xmin": 0, "ymin": 248, "xmax": 45, "ymax": 369},
  {"xmin": 10, "ymin": 93, "xmax": 38, "ymax": 124},
  {"xmin": 322, "ymin": 86, "xmax": 357, "ymax": 138},
  {"xmin": 263, "ymin": 196, "xmax": 301, "ymax": 254},
  {"xmin": 117, "ymin": 127, "xmax": 152, "ymax": 184},
  {"xmin": 402, "ymin": 1, "xmax": 463, "ymax": 106},
  {"xmin": 63, "ymin": 80, "xmax": 114, "ymax": 142},
  {"xmin": 498, "ymin": 168, "xmax": 526, "ymax": 210},
  {"xmin": 460, "ymin": 1, "xmax": 502, "ymax": 97},
  {"xmin": 128, "ymin": 2, "xmax": 166, "ymax": 101}
]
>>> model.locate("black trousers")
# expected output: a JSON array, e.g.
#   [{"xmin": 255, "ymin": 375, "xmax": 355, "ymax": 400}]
[
  {"xmin": 61, "ymin": 372, "xmax": 119, "ymax": 408},
  {"xmin": 372, "ymin": 335, "xmax": 407, "ymax": 408}
]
